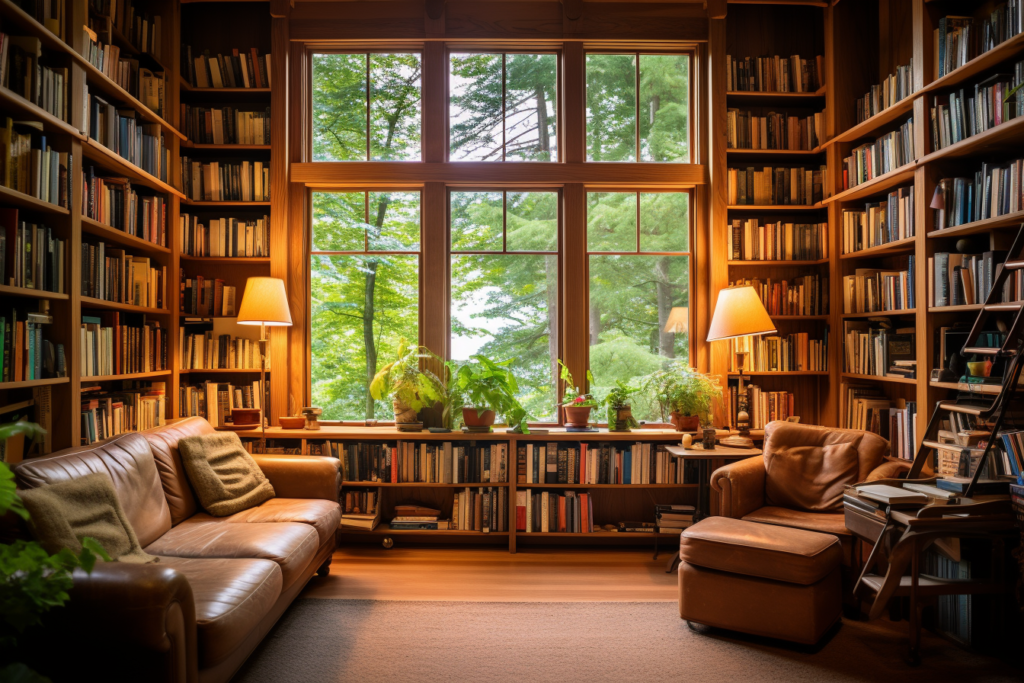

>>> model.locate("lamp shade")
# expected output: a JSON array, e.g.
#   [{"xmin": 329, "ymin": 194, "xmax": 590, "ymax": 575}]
[
  {"xmin": 706, "ymin": 285, "xmax": 776, "ymax": 341},
  {"xmin": 663, "ymin": 306, "xmax": 689, "ymax": 335},
  {"xmin": 237, "ymin": 277, "xmax": 293, "ymax": 326}
]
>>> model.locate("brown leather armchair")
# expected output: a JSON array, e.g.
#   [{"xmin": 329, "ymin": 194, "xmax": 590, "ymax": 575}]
[{"xmin": 710, "ymin": 421, "xmax": 912, "ymax": 562}]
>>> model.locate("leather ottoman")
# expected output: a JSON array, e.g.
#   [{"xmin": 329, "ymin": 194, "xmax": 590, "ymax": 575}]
[{"xmin": 678, "ymin": 517, "xmax": 842, "ymax": 645}]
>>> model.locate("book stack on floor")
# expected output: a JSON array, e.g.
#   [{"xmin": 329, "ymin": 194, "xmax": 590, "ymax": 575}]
[
  {"xmin": 179, "ymin": 271, "xmax": 236, "ymax": 316},
  {"xmin": 841, "ymin": 117, "xmax": 915, "ymax": 190},
  {"xmin": 391, "ymin": 503, "xmax": 453, "ymax": 531},
  {"xmin": 178, "ymin": 379, "xmax": 262, "ymax": 424},
  {"xmin": 179, "ymin": 214, "xmax": 270, "ymax": 257},
  {"xmin": 516, "ymin": 489, "xmax": 592, "ymax": 533},
  {"xmin": 83, "ymin": 168, "xmax": 168, "ymax": 245},
  {"xmin": 843, "ymin": 320, "xmax": 915, "ymax": 379},
  {"xmin": 1, "ymin": 303, "xmax": 63, "ymax": 382},
  {"xmin": 727, "ymin": 166, "xmax": 826, "ymax": 206},
  {"xmin": 80, "ymin": 381, "xmax": 166, "ymax": 446},
  {"xmin": 0, "ymin": 121, "xmax": 72, "ymax": 208},
  {"xmin": 517, "ymin": 441, "xmax": 695, "ymax": 485},
  {"xmin": 730, "ymin": 275, "xmax": 828, "ymax": 316},
  {"xmin": 856, "ymin": 60, "xmax": 915, "ymax": 123},
  {"xmin": 841, "ymin": 186, "xmax": 915, "ymax": 254},
  {"xmin": 1, "ymin": 212, "xmax": 66, "ymax": 293},
  {"xmin": 453, "ymin": 489, "xmax": 505, "ymax": 532},
  {"xmin": 655, "ymin": 504, "xmax": 695, "ymax": 533},
  {"xmin": 341, "ymin": 487, "xmax": 381, "ymax": 531}
]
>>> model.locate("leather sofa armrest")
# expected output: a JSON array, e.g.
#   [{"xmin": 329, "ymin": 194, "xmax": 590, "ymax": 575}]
[
  {"xmin": 866, "ymin": 458, "xmax": 912, "ymax": 482},
  {"xmin": 30, "ymin": 563, "xmax": 197, "ymax": 683},
  {"xmin": 253, "ymin": 454, "xmax": 341, "ymax": 500},
  {"xmin": 710, "ymin": 455, "xmax": 766, "ymax": 518}
]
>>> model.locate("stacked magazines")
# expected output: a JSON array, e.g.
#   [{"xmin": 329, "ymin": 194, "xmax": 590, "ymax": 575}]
[
  {"xmin": 390, "ymin": 504, "xmax": 449, "ymax": 531},
  {"xmin": 656, "ymin": 504, "xmax": 696, "ymax": 533},
  {"xmin": 341, "ymin": 486, "xmax": 380, "ymax": 531}
]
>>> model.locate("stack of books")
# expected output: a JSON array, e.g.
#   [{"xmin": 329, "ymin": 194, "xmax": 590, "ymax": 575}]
[
  {"xmin": 178, "ymin": 379, "xmax": 263, "ymax": 422},
  {"xmin": 935, "ymin": 11, "xmax": 1024, "ymax": 79},
  {"xmin": 842, "ymin": 258, "xmax": 916, "ymax": 313},
  {"xmin": 930, "ymin": 251, "xmax": 1006, "ymax": 307},
  {"xmin": 80, "ymin": 312, "xmax": 167, "ymax": 376},
  {"xmin": 391, "ymin": 504, "xmax": 450, "ymax": 531},
  {"xmin": 931, "ymin": 159, "xmax": 1024, "ymax": 231},
  {"xmin": 82, "ymin": 168, "xmax": 168, "ymax": 246},
  {"xmin": 180, "ymin": 157, "xmax": 270, "ymax": 202},
  {"xmin": 841, "ymin": 186, "xmax": 915, "ymax": 254},
  {"xmin": 179, "ymin": 272, "xmax": 237, "ymax": 317},
  {"xmin": 725, "ymin": 54, "xmax": 823, "ymax": 92},
  {"xmin": 2, "ymin": 212, "xmax": 66, "ymax": 293},
  {"xmin": 727, "ymin": 219, "xmax": 828, "ymax": 261},
  {"xmin": 2, "ymin": 36, "xmax": 70, "ymax": 123},
  {"xmin": 655, "ymin": 504, "xmax": 695, "ymax": 533},
  {"xmin": 727, "ymin": 166, "xmax": 826, "ymax": 205},
  {"xmin": 80, "ymin": 381, "xmax": 166, "ymax": 445},
  {"xmin": 516, "ymin": 489, "xmax": 591, "ymax": 533},
  {"xmin": 341, "ymin": 487, "xmax": 381, "ymax": 531},
  {"xmin": 183, "ymin": 47, "xmax": 272, "ymax": 89},
  {"xmin": 81, "ymin": 242, "xmax": 165, "ymax": 308},
  {"xmin": 181, "ymin": 105, "xmax": 271, "ymax": 145},
  {"xmin": 930, "ymin": 62, "xmax": 1024, "ymax": 151},
  {"xmin": 729, "ymin": 331, "xmax": 828, "ymax": 372},
  {"xmin": 725, "ymin": 109, "xmax": 823, "ymax": 150},
  {"xmin": 517, "ymin": 441, "xmax": 693, "ymax": 485},
  {"xmin": 0, "ymin": 121, "xmax": 72, "ymax": 208},
  {"xmin": 179, "ymin": 213, "xmax": 270, "ymax": 257},
  {"xmin": 452, "ymin": 489, "xmax": 505, "ymax": 532},
  {"xmin": 179, "ymin": 321, "xmax": 264, "ymax": 370},
  {"xmin": 842, "ymin": 117, "xmax": 915, "ymax": 190},
  {"xmin": 843, "ymin": 320, "xmax": 915, "ymax": 378},
  {"xmin": 730, "ymin": 275, "xmax": 828, "ymax": 316},
  {"xmin": 1, "ymin": 306, "xmax": 60, "ymax": 382}
]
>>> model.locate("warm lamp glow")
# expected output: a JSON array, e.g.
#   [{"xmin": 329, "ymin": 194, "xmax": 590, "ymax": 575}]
[
  {"xmin": 664, "ymin": 307, "xmax": 689, "ymax": 335},
  {"xmin": 706, "ymin": 285, "xmax": 776, "ymax": 341},
  {"xmin": 237, "ymin": 277, "xmax": 293, "ymax": 326}
]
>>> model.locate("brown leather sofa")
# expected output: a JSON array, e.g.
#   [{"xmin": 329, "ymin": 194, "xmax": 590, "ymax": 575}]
[
  {"xmin": 11, "ymin": 417, "xmax": 341, "ymax": 683},
  {"xmin": 710, "ymin": 421, "xmax": 911, "ymax": 561}
]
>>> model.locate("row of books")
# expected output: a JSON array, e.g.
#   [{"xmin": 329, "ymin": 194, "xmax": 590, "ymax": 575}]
[
  {"xmin": 518, "ymin": 489, "xmax": 592, "ymax": 533},
  {"xmin": 180, "ymin": 158, "xmax": 270, "ymax": 203},
  {"xmin": 731, "ymin": 274, "xmax": 828, "ymax": 317},
  {"xmin": 727, "ymin": 219, "xmax": 827, "ymax": 261},
  {"xmin": 842, "ymin": 117, "xmax": 915, "ymax": 190},
  {"xmin": 932, "ymin": 160, "xmax": 1024, "ymax": 230},
  {"xmin": 929, "ymin": 251, "xmax": 1005, "ymax": 308},
  {"xmin": 179, "ymin": 273, "xmax": 237, "ymax": 317},
  {"xmin": 181, "ymin": 105, "xmax": 271, "ymax": 146},
  {"xmin": 1, "ymin": 214, "xmax": 65, "ymax": 293},
  {"xmin": 89, "ymin": 0, "xmax": 163, "ymax": 60},
  {"xmin": 179, "ymin": 325, "xmax": 265, "ymax": 371},
  {"xmin": 81, "ymin": 241, "xmax": 165, "ymax": 308},
  {"xmin": 731, "ymin": 384, "xmax": 796, "ymax": 430},
  {"xmin": 998, "ymin": 431, "xmax": 1024, "ymax": 481},
  {"xmin": 455, "ymin": 487, "xmax": 507, "ymax": 532},
  {"xmin": 656, "ymin": 504, "xmax": 696, "ymax": 533},
  {"xmin": 334, "ymin": 441, "xmax": 509, "ymax": 484},
  {"xmin": 727, "ymin": 165, "xmax": 826, "ymax": 206},
  {"xmin": 856, "ymin": 60, "xmax": 915, "ymax": 124},
  {"xmin": 725, "ymin": 109, "xmax": 823, "ymax": 151},
  {"xmin": 935, "ymin": 8, "xmax": 1024, "ymax": 79},
  {"xmin": 842, "ymin": 259, "xmax": 917, "ymax": 314},
  {"xmin": 725, "ymin": 54, "xmax": 823, "ymax": 93},
  {"xmin": 179, "ymin": 214, "xmax": 269, "ymax": 257},
  {"xmin": 87, "ymin": 94, "xmax": 170, "ymax": 182},
  {"xmin": 82, "ymin": 167, "xmax": 167, "ymax": 246},
  {"xmin": 841, "ymin": 186, "xmax": 915, "ymax": 254},
  {"xmin": 1, "ymin": 34, "xmax": 69, "ymax": 123},
  {"xmin": 728, "ymin": 332, "xmax": 829, "ymax": 373},
  {"xmin": 80, "ymin": 312, "xmax": 167, "ymax": 377},
  {"xmin": 80, "ymin": 25, "xmax": 166, "ymax": 118},
  {"xmin": 0, "ymin": 121, "xmax": 72, "ymax": 208},
  {"xmin": 179, "ymin": 380, "xmax": 262, "ymax": 426},
  {"xmin": 11, "ymin": 0, "xmax": 64, "ymax": 39},
  {"xmin": 80, "ymin": 381, "xmax": 166, "ymax": 446},
  {"xmin": 1, "ymin": 306, "xmax": 57, "ymax": 383},
  {"xmin": 930, "ymin": 63, "xmax": 1024, "ymax": 151},
  {"xmin": 842, "ymin": 382, "xmax": 916, "ymax": 458},
  {"xmin": 184, "ymin": 46, "xmax": 272, "ymax": 89},
  {"xmin": 842, "ymin": 320, "xmax": 915, "ymax": 379},
  {"xmin": 517, "ymin": 441, "xmax": 697, "ymax": 486}
]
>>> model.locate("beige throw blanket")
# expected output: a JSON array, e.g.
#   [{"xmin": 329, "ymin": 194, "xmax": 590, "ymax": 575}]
[
  {"xmin": 179, "ymin": 432, "xmax": 275, "ymax": 516},
  {"xmin": 19, "ymin": 472, "xmax": 158, "ymax": 563}
]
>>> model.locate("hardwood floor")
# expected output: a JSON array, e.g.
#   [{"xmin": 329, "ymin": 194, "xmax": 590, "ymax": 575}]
[{"xmin": 302, "ymin": 546, "xmax": 679, "ymax": 602}]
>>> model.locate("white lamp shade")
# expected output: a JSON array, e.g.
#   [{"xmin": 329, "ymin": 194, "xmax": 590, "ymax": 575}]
[
  {"xmin": 237, "ymin": 277, "xmax": 293, "ymax": 326},
  {"xmin": 706, "ymin": 285, "xmax": 776, "ymax": 341},
  {"xmin": 663, "ymin": 306, "xmax": 689, "ymax": 335}
]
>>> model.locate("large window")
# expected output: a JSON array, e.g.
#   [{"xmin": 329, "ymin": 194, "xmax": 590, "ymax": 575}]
[
  {"xmin": 450, "ymin": 191, "xmax": 559, "ymax": 420},
  {"xmin": 587, "ymin": 191, "xmax": 691, "ymax": 420},
  {"xmin": 312, "ymin": 53, "xmax": 422, "ymax": 161},
  {"xmin": 449, "ymin": 53, "xmax": 558, "ymax": 161},
  {"xmin": 586, "ymin": 53, "xmax": 691, "ymax": 162},
  {"xmin": 310, "ymin": 191, "xmax": 420, "ymax": 420}
]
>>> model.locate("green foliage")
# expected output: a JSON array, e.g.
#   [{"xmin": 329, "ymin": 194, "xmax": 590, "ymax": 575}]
[
  {"xmin": 638, "ymin": 362, "xmax": 722, "ymax": 427},
  {"xmin": 369, "ymin": 339, "xmax": 447, "ymax": 415},
  {"xmin": 603, "ymin": 381, "xmax": 640, "ymax": 428},
  {"xmin": 557, "ymin": 360, "xmax": 597, "ymax": 408},
  {"xmin": 452, "ymin": 356, "xmax": 530, "ymax": 432}
]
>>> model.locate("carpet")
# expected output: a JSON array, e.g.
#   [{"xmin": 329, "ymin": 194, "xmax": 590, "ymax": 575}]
[{"xmin": 234, "ymin": 600, "xmax": 1020, "ymax": 683}]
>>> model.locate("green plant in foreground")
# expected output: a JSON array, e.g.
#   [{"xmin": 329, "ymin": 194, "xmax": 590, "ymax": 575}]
[
  {"xmin": 603, "ymin": 380, "xmax": 639, "ymax": 428},
  {"xmin": 638, "ymin": 362, "xmax": 722, "ymax": 427},
  {"xmin": 369, "ymin": 339, "xmax": 447, "ymax": 419},
  {"xmin": 451, "ymin": 355, "xmax": 530, "ymax": 433}
]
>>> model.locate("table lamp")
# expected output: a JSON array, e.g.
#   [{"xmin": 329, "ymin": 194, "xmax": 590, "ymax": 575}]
[
  {"xmin": 707, "ymin": 285, "xmax": 776, "ymax": 439},
  {"xmin": 663, "ymin": 306, "xmax": 689, "ymax": 336},
  {"xmin": 237, "ymin": 277, "xmax": 292, "ymax": 450}
]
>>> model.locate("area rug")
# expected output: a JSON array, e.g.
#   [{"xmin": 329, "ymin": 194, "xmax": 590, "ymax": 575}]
[{"xmin": 234, "ymin": 600, "xmax": 1018, "ymax": 683}]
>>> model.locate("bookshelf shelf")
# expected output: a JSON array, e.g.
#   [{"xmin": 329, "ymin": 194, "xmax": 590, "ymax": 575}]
[
  {"xmin": 78, "ymin": 59, "xmax": 185, "ymax": 141},
  {"xmin": 341, "ymin": 525, "xmax": 510, "ymax": 537},
  {"xmin": 824, "ymin": 164, "xmax": 918, "ymax": 205},
  {"xmin": 726, "ymin": 204, "xmax": 826, "ymax": 212},
  {"xmin": 81, "ymin": 371, "xmax": 172, "ymax": 383},
  {"xmin": 841, "ymin": 372, "xmax": 918, "ymax": 385},
  {"xmin": 726, "ymin": 147, "xmax": 825, "ymax": 157},
  {"xmin": 929, "ymin": 304, "xmax": 984, "ymax": 313},
  {"xmin": 828, "ymin": 97, "xmax": 916, "ymax": 146},
  {"xmin": 0, "ymin": 284, "xmax": 68, "ymax": 301},
  {"xmin": 841, "ymin": 309, "xmax": 916, "ymax": 319},
  {"xmin": 728, "ymin": 259, "xmax": 829, "ymax": 266},
  {"xmin": 81, "ymin": 139, "xmax": 185, "ymax": 199},
  {"xmin": 0, "ymin": 184, "xmax": 70, "ymax": 215},
  {"xmin": 0, "ymin": 87, "xmax": 85, "ymax": 139},
  {"xmin": 342, "ymin": 482, "xmax": 512, "ymax": 488},
  {"xmin": 182, "ymin": 200, "xmax": 273, "ymax": 207},
  {"xmin": 839, "ymin": 236, "xmax": 917, "ymax": 260},
  {"xmin": 725, "ymin": 86, "xmax": 826, "ymax": 103},
  {"xmin": 517, "ymin": 483, "xmax": 699, "ymax": 489},
  {"xmin": 727, "ymin": 0, "xmax": 828, "ymax": 6},
  {"xmin": 926, "ymin": 210, "xmax": 1024, "ymax": 239},
  {"xmin": 920, "ymin": 31, "xmax": 1024, "ymax": 96},
  {"xmin": 520, "ymin": 531, "xmax": 680, "ymax": 539},
  {"xmin": 918, "ymin": 116, "xmax": 1024, "ymax": 164},
  {"xmin": 728, "ymin": 371, "xmax": 829, "ymax": 376},
  {"xmin": 179, "ymin": 368, "xmax": 265, "ymax": 374},
  {"xmin": 179, "ymin": 79, "xmax": 272, "ymax": 96},
  {"xmin": 80, "ymin": 297, "xmax": 171, "ymax": 316},
  {"xmin": 929, "ymin": 381, "xmax": 1002, "ymax": 395},
  {"xmin": 182, "ymin": 143, "xmax": 273, "ymax": 151},
  {"xmin": 79, "ymin": 217, "xmax": 171, "ymax": 255},
  {"xmin": 178, "ymin": 256, "xmax": 270, "ymax": 264},
  {"xmin": 770, "ymin": 314, "xmax": 830, "ymax": 320},
  {"xmin": 0, "ymin": 377, "xmax": 69, "ymax": 390},
  {"xmin": 0, "ymin": 0, "xmax": 76, "ymax": 61}
]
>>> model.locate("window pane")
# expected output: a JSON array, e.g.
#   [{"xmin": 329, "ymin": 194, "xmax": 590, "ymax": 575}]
[
  {"xmin": 449, "ymin": 53, "xmax": 503, "ymax": 161},
  {"xmin": 505, "ymin": 54, "xmax": 558, "ymax": 162},
  {"xmin": 586, "ymin": 54, "xmax": 636, "ymax": 162},
  {"xmin": 451, "ymin": 254, "xmax": 558, "ymax": 420},
  {"xmin": 311, "ymin": 191, "xmax": 366, "ymax": 252},
  {"xmin": 640, "ymin": 192, "xmax": 689, "ymax": 252},
  {"xmin": 450, "ymin": 191, "xmax": 503, "ymax": 251},
  {"xmin": 311, "ymin": 254, "xmax": 420, "ymax": 420},
  {"xmin": 312, "ymin": 54, "xmax": 367, "ymax": 162},
  {"xmin": 367, "ymin": 191, "xmax": 421, "ymax": 251},
  {"xmin": 639, "ymin": 55, "xmax": 690, "ymax": 162},
  {"xmin": 588, "ymin": 254, "xmax": 690, "ymax": 422},
  {"xmin": 587, "ymin": 192, "xmax": 636, "ymax": 252},
  {"xmin": 370, "ymin": 53, "xmax": 422, "ymax": 161},
  {"xmin": 506, "ymin": 191, "xmax": 557, "ymax": 252}
]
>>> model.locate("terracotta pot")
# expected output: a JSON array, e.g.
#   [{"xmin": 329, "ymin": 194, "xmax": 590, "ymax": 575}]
[
  {"xmin": 563, "ymin": 405, "xmax": 593, "ymax": 427},
  {"xmin": 670, "ymin": 412, "xmax": 700, "ymax": 432},
  {"xmin": 462, "ymin": 407, "xmax": 496, "ymax": 427},
  {"xmin": 393, "ymin": 399, "xmax": 419, "ymax": 424}
]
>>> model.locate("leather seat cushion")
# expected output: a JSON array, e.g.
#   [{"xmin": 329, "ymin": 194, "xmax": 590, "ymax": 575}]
[
  {"xmin": 742, "ymin": 506, "xmax": 852, "ymax": 537},
  {"xmin": 680, "ymin": 516, "xmax": 841, "ymax": 585},
  {"xmin": 157, "ymin": 556, "xmax": 281, "ymax": 669},
  {"xmin": 146, "ymin": 522, "xmax": 317, "ymax": 590},
  {"xmin": 188, "ymin": 498, "xmax": 341, "ymax": 546}
]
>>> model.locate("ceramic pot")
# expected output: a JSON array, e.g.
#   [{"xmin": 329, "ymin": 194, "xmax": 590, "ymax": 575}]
[
  {"xmin": 670, "ymin": 412, "xmax": 700, "ymax": 432},
  {"xmin": 393, "ymin": 399, "xmax": 418, "ymax": 424},
  {"xmin": 462, "ymin": 407, "xmax": 496, "ymax": 427},
  {"xmin": 563, "ymin": 405, "xmax": 593, "ymax": 427}
]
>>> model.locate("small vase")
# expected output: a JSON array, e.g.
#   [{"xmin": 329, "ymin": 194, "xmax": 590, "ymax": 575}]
[
  {"xmin": 609, "ymin": 405, "xmax": 633, "ymax": 432},
  {"xmin": 462, "ymin": 407, "xmax": 496, "ymax": 427},
  {"xmin": 670, "ymin": 412, "xmax": 700, "ymax": 433},
  {"xmin": 563, "ymin": 405, "xmax": 593, "ymax": 427}
]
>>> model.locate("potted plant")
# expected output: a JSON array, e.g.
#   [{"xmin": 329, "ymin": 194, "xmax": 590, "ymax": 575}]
[
  {"xmin": 639, "ymin": 362, "xmax": 722, "ymax": 432},
  {"xmin": 369, "ymin": 339, "xmax": 446, "ymax": 430},
  {"xmin": 605, "ymin": 381, "xmax": 639, "ymax": 432},
  {"xmin": 451, "ymin": 355, "xmax": 530, "ymax": 433},
  {"xmin": 558, "ymin": 360, "xmax": 598, "ymax": 427}
]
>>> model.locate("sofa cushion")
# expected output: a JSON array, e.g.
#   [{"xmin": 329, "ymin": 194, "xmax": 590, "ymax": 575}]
[
  {"xmin": 179, "ymin": 432, "xmax": 275, "ymax": 517},
  {"xmin": 13, "ymin": 432, "xmax": 172, "ymax": 547},
  {"xmin": 157, "ymin": 556, "xmax": 281, "ymax": 669},
  {"xmin": 742, "ymin": 506, "xmax": 852, "ymax": 537},
  {"xmin": 189, "ymin": 498, "xmax": 341, "ymax": 546},
  {"xmin": 143, "ymin": 417, "xmax": 215, "ymax": 525},
  {"xmin": 679, "ymin": 516, "xmax": 841, "ymax": 585},
  {"xmin": 146, "ymin": 521, "xmax": 317, "ymax": 590},
  {"xmin": 763, "ymin": 421, "xmax": 890, "ymax": 513}
]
